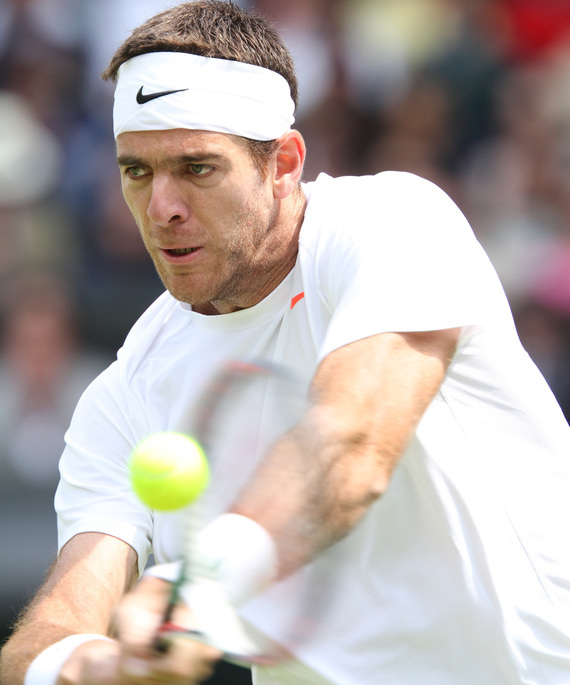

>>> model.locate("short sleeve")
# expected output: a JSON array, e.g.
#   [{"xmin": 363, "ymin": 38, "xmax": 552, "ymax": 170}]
[
  {"xmin": 55, "ymin": 361, "xmax": 153, "ymax": 577},
  {"xmin": 305, "ymin": 172, "xmax": 505, "ymax": 359}
]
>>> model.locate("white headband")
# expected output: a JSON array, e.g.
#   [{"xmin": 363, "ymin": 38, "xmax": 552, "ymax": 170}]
[{"xmin": 113, "ymin": 52, "xmax": 295, "ymax": 141}]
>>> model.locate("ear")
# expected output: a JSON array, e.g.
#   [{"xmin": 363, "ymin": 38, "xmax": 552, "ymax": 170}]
[{"xmin": 272, "ymin": 130, "xmax": 306, "ymax": 200}]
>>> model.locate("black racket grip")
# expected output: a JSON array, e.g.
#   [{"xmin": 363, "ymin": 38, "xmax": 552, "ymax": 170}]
[{"xmin": 153, "ymin": 622, "xmax": 206, "ymax": 654}]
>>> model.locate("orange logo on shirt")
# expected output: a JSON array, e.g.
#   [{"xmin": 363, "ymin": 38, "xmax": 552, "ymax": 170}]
[{"xmin": 291, "ymin": 292, "xmax": 305, "ymax": 309}]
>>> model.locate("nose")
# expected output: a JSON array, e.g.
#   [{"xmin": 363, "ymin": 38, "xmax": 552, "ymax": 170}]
[{"xmin": 147, "ymin": 174, "xmax": 189, "ymax": 227}]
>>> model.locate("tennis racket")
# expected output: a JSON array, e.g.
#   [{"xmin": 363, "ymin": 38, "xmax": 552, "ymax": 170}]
[{"xmin": 154, "ymin": 359, "xmax": 304, "ymax": 665}]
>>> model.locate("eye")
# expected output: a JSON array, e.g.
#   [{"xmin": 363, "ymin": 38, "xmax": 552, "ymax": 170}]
[
  {"xmin": 124, "ymin": 165, "xmax": 148, "ymax": 179},
  {"xmin": 188, "ymin": 163, "xmax": 214, "ymax": 177}
]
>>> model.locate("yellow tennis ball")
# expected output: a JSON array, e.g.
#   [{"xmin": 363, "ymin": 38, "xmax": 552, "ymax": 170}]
[{"xmin": 129, "ymin": 432, "xmax": 209, "ymax": 511}]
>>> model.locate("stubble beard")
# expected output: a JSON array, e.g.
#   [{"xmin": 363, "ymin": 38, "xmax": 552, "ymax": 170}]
[
  {"xmin": 152, "ymin": 196, "xmax": 282, "ymax": 311},
  {"xmin": 208, "ymin": 198, "xmax": 282, "ymax": 310}
]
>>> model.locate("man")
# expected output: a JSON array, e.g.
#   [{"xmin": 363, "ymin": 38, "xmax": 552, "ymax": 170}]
[{"xmin": 2, "ymin": 2, "xmax": 570, "ymax": 684}]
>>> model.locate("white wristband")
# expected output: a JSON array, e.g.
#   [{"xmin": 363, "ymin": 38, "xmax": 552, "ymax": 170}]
[
  {"xmin": 24, "ymin": 634, "xmax": 114, "ymax": 685},
  {"xmin": 191, "ymin": 514, "xmax": 278, "ymax": 606}
]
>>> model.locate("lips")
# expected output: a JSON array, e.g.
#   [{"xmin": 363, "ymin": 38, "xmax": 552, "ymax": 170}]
[
  {"xmin": 166, "ymin": 247, "xmax": 199, "ymax": 256},
  {"xmin": 160, "ymin": 245, "xmax": 203, "ymax": 262}
]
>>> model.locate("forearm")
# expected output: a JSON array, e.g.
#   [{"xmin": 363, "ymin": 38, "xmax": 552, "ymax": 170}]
[
  {"xmin": 232, "ymin": 404, "xmax": 396, "ymax": 578},
  {"xmin": 232, "ymin": 330, "xmax": 459, "ymax": 579},
  {"xmin": 0, "ymin": 560, "xmax": 97, "ymax": 685},
  {"xmin": 0, "ymin": 614, "xmax": 73, "ymax": 685},
  {"xmin": 0, "ymin": 622, "xmax": 115, "ymax": 685},
  {"xmin": 0, "ymin": 533, "xmax": 137, "ymax": 685}
]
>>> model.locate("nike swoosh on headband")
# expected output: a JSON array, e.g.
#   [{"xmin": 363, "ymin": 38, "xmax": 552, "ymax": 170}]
[{"xmin": 136, "ymin": 86, "xmax": 189, "ymax": 104}]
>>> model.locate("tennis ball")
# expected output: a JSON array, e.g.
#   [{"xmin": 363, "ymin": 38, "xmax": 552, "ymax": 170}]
[{"xmin": 129, "ymin": 432, "xmax": 209, "ymax": 511}]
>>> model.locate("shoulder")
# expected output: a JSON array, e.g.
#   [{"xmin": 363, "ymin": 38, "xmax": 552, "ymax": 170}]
[
  {"xmin": 64, "ymin": 292, "xmax": 182, "ymax": 456},
  {"xmin": 117, "ymin": 290, "xmax": 180, "ymax": 374},
  {"xmin": 303, "ymin": 170, "xmax": 444, "ymax": 204},
  {"xmin": 302, "ymin": 171, "xmax": 465, "ymax": 232},
  {"xmin": 75, "ymin": 291, "xmax": 181, "ymax": 407},
  {"xmin": 300, "ymin": 171, "xmax": 471, "ymax": 254}
]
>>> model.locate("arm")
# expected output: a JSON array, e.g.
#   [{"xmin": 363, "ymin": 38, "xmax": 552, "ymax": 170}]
[
  {"xmin": 0, "ymin": 532, "xmax": 222, "ymax": 685},
  {"xmin": 118, "ymin": 328, "xmax": 459, "ymax": 661},
  {"xmin": 233, "ymin": 328, "xmax": 460, "ymax": 578},
  {"xmin": 0, "ymin": 532, "xmax": 137, "ymax": 685}
]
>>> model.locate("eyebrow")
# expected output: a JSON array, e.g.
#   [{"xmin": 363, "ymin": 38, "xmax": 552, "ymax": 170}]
[{"xmin": 116, "ymin": 153, "xmax": 226, "ymax": 167}]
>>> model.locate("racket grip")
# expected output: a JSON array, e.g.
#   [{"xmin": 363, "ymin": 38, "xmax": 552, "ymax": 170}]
[
  {"xmin": 153, "ymin": 623, "xmax": 174, "ymax": 654},
  {"xmin": 153, "ymin": 622, "xmax": 205, "ymax": 654}
]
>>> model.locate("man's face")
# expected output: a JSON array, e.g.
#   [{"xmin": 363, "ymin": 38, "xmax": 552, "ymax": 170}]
[{"xmin": 117, "ymin": 128, "xmax": 281, "ymax": 314}]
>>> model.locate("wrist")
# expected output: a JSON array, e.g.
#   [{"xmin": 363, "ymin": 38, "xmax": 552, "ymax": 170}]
[
  {"xmin": 191, "ymin": 513, "xmax": 278, "ymax": 606},
  {"xmin": 24, "ymin": 634, "xmax": 114, "ymax": 685}
]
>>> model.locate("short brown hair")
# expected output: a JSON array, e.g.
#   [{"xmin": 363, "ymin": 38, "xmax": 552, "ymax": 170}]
[
  {"xmin": 102, "ymin": 1, "xmax": 297, "ymax": 174},
  {"xmin": 102, "ymin": 1, "xmax": 297, "ymax": 106}
]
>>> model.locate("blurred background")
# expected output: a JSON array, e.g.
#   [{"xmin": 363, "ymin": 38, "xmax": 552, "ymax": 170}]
[{"xmin": 1, "ymin": 0, "xmax": 570, "ymax": 682}]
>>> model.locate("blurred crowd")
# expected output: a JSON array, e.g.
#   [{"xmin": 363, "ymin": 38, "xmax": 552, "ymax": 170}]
[{"xmin": 1, "ymin": 0, "xmax": 570, "ymax": 663}]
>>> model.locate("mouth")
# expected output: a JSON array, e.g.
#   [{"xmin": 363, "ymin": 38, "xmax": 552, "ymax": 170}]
[
  {"xmin": 159, "ymin": 245, "xmax": 204, "ymax": 264},
  {"xmin": 165, "ymin": 247, "xmax": 200, "ymax": 256}
]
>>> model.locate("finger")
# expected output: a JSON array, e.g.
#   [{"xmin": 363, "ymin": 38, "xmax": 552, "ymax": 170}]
[
  {"xmin": 152, "ymin": 597, "xmax": 204, "ymax": 654},
  {"xmin": 119, "ymin": 646, "xmax": 221, "ymax": 685},
  {"xmin": 58, "ymin": 638, "xmax": 121, "ymax": 685},
  {"xmin": 114, "ymin": 575, "xmax": 223, "ymax": 683},
  {"xmin": 81, "ymin": 650, "xmax": 121, "ymax": 685},
  {"xmin": 150, "ymin": 603, "xmax": 223, "ymax": 683},
  {"xmin": 151, "ymin": 636, "xmax": 222, "ymax": 684},
  {"xmin": 114, "ymin": 576, "xmax": 170, "ymax": 657}
]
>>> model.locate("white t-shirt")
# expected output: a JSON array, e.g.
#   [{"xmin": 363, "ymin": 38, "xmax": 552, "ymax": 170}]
[{"xmin": 56, "ymin": 172, "xmax": 570, "ymax": 685}]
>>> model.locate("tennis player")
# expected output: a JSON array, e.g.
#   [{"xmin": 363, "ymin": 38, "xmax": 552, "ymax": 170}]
[{"xmin": 2, "ymin": 2, "xmax": 570, "ymax": 684}]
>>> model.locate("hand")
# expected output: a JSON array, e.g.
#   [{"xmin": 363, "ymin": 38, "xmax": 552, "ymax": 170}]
[{"xmin": 57, "ymin": 575, "xmax": 222, "ymax": 684}]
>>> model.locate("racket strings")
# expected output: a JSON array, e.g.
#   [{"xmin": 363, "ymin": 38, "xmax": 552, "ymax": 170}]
[
  {"xmin": 167, "ymin": 359, "xmax": 303, "ymax": 662},
  {"xmin": 183, "ymin": 362, "xmax": 274, "ymax": 583}
]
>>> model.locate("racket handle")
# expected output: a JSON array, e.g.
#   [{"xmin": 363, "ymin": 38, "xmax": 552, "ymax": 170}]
[
  {"xmin": 153, "ymin": 622, "xmax": 205, "ymax": 654},
  {"xmin": 151, "ymin": 562, "xmax": 189, "ymax": 654},
  {"xmin": 153, "ymin": 623, "xmax": 174, "ymax": 654}
]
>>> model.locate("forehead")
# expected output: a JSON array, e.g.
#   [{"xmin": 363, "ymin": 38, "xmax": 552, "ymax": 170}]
[{"xmin": 116, "ymin": 128, "xmax": 248, "ymax": 162}]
